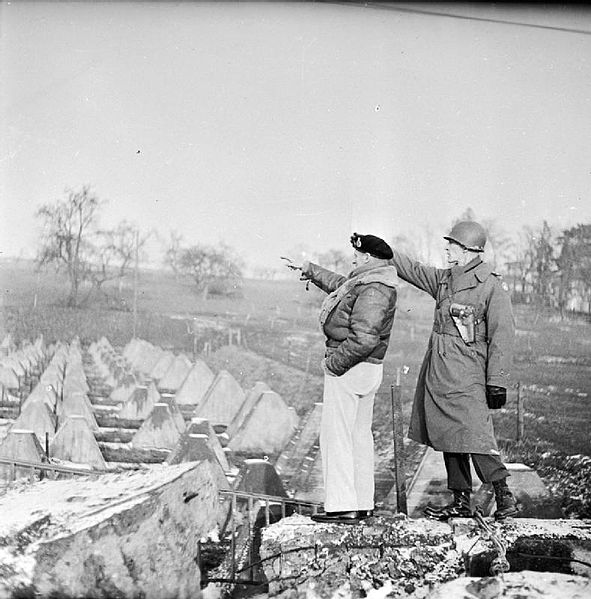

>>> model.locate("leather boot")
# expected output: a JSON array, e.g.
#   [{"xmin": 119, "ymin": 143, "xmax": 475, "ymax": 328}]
[
  {"xmin": 424, "ymin": 490, "xmax": 472, "ymax": 520},
  {"xmin": 493, "ymin": 478, "xmax": 519, "ymax": 520}
]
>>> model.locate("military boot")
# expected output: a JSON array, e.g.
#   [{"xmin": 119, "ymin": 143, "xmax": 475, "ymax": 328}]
[
  {"xmin": 424, "ymin": 490, "xmax": 472, "ymax": 520},
  {"xmin": 492, "ymin": 478, "xmax": 519, "ymax": 520}
]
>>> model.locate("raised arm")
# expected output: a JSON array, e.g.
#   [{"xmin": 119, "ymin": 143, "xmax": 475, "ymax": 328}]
[
  {"xmin": 301, "ymin": 261, "xmax": 347, "ymax": 294},
  {"xmin": 390, "ymin": 250, "xmax": 441, "ymax": 299}
]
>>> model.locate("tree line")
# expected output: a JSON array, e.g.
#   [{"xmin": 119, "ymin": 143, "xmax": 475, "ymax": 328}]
[
  {"xmin": 34, "ymin": 187, "xmax": 590, "ymax": 315},
  {"xmin": 34, "ymin": 186, "xmax": 244, "ymax": 307}
]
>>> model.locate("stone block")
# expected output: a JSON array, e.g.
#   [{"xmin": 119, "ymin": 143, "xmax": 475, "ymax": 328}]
[
  {"xmin": 150, "ymin": 351, "xmax": 175, "ymax": 382},
  {"xmin": 50, "ymin": 415, "xmax": 107, "ymax": 470},
  {"xmin": 0, "ymin": 461, "xmax": 221, "ymax": 599},
  {"xmin": 0, "ymin": 429, "xmax": 46, "ymax": 480},
  {"xmin": 11, "ymin": 400, "xmax": 57, "ymax": 446},
  {"xmin": 193, "ymin": 370, "xmax": 245, "ymax": 427},
  {"xmin": 157, "ymin": 354, "xmax": 192, "ymax": 394},
  {"xmin": 175, "ymin": 360, "xmax": 215, "ymax": 406},
  {"xmin": 228, "ymin": 390, "xmax": 299, "ymax": 455},
  {"xmin": 234, "ymin": 459, "xmax": 288, "ymax": 498},
  {"xmin": 132, "ymin": 403, "xmax": 183, "ymax": 451}
]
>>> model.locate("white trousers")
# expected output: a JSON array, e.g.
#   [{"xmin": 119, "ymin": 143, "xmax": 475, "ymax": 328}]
[{"xmin": 320, "ymin": 361, "xmax": 383, "ymax": 512}]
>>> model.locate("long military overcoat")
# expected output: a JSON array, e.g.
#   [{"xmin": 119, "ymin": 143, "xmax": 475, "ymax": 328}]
[{"xmin": 391, "ymin": 251, "xmax": 514, "ymax": 454}]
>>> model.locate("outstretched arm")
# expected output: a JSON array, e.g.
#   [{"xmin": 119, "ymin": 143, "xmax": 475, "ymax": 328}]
[{"xmin": 390, "ymin": 250, "xmax": 441, "ymax": 299}]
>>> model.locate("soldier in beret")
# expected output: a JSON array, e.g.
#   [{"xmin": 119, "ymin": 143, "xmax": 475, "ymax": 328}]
[
  {"xmin": 390, "ymin": 221, "xmax": 519, "ymax": 520},
  {"xmin": 284, "ymin": 233, "xmax": 398, "ymax": 524}
]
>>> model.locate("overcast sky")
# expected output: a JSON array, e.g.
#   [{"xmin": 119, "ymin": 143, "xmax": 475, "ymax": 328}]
[{"xmin": 2, "ymin": 1, "xmax": 591, "ymax": 271}]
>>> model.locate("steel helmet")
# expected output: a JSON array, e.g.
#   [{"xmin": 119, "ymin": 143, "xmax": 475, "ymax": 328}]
[{"xmin": 443, "ymin": 221, "xmax": 487, "ymax": 252}]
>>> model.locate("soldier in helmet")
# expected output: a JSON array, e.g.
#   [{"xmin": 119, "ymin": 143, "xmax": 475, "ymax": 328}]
[{"xmin": 391, "ymin": 220, "xmax": 519, "ymax": 520}]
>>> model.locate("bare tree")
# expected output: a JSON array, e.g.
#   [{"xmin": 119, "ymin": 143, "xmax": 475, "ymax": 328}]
[
  {"xmin": 36, "ymin": 186, "xmax": 101, "ymax": 307},
  {"xmin": 179, "ymin": 243, "xmax": 244, "ymax": 300},
  {"xmin": 531, "ymin": 221, "xmax": 556, "ymax": 301},
  {"xmin": 556, "ymin": 224, "xmax": 591, "ymax": 315},
  {"xmin": 89, "ymin": 222, "xmax": 152, "ymax": 306},
  {"xmin": 164, "ymin": 230, "xmax": 184, "ymax": 281}
]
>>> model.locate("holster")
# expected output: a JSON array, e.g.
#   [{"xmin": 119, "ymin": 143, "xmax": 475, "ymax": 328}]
[{"xmin": 449, "ymin": 303, "xmax": 476, "ymax": 344}]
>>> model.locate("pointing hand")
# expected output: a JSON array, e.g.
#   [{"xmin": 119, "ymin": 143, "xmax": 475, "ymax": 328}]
[{"xmin": 281, "ymin": 256, "xmax": 301, "ymax": 271}]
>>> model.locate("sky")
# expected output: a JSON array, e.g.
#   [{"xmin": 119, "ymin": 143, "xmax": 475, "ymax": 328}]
[{"xmin": 2, "ymin": 1, "xmax": 591, "ymax": 272}]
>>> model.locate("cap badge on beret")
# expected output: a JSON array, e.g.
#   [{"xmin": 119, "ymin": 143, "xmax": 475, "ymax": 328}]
[{"xmin": 350, "ymin": 232, "xmax": 393, "ymax": 260}]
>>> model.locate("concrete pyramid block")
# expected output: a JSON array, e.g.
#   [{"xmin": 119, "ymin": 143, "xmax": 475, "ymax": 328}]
[
  {"xmin": 192, "ymin": 370, "xmax": 245, "ymax": 427},
  {"xmin": 0, "ymin": 365, "xmax": 19, "ymax": 389},
  {"xmin": 166, "ymin": 433, "xmax": 227, "ymax": 476},
  {"xmin": 0, "ymin": 333, "xmax": 16, "ymax": 355},
  {"xmin": 39, "ymin": 365, "xmax": 64, "ymax": 396},
  {"xmin": 12, "ymin": 400, "xmax": 57, "ymax": 446},
  {"xmin": 185, "ymin": 418, "xmax": 230, "ymax": 471},
  {"xmin": 228, "ymin": 391, "xmax": 299, "ymax": 454},
  {"xmin": 159, "ymin": 393, "xmax": 187, "ymax": 432},
  {"xmin": 15, "ymin": 350, "xmax": 33, "ymax": 373},
  {"xmin": 149, "ymin": 351, "xmax": 175, "ymax": 382},
  {"xmin": 58, "ymin": 391, "xmax": 99, "ymax": 431},
  {"xmin": 131, "ymin": 403, "xmax": 182, "ymax": 451},
  {"xmin": 119, "ymin": 383, "xmax": 159, "ymax": 420},
  {"xmin": 97, "ymin": 336, "xmax": 113, "ymax": 353},
  {"xmin": 174, "ymin": 360, "xmax": 215, "ymax": 406},
  {"xmin": 63, "ymin": 375, "xmax": 89, "ymax": 397},
  {"xmin": 2, "ymin": 356, "xmax": 25, "ymax": 378},
  {"xmin": 122, "ymin": 338, "xmax": 141, "ymax": 362},
  {"xmin": 50, "ymin": 415, "xmax": 107, "ymax": 470},
  {"xmin": 275, "ymin": 402, "xmax": 322, "ymax": 478},
  {"xmin": 167, "ymin": 433, "xmax": 231, "ymax": 531},
  {"xmin": 135, "ymin": 343, "xmax": 164, "ymax": 376},
  {"xmin": 24, "ymin": 382, "xmax": 58, "ymax": 411},
  {"xmin": 226, "ymin": 382, "xmax": 270, "ymax": 439},
  {"xmin": 109, "ymin": 373, "xmax": 138, "ymax": 404},
  {"xmin": 234, "ymin": 458, "xmax": 288, "ymax": 497},
  {"xmin": 157, "ymin": 354, "xmax": 192, "ymax": 393},
  {"xmin": 0, "ymin": 429, "xmax": 46, "ymax": 479}
]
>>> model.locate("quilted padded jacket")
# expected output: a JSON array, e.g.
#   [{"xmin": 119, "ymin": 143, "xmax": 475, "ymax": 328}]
[{"xmin": 302, "ymin": 262, "xmax": 398, "ymax": 376}]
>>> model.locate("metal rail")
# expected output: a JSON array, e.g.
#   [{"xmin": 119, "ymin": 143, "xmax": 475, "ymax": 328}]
[
  {"xmin": 0, "ymin": 457, "xmax": 111, "ymax": 489},
  {"xmin": 200, "ymin": 489, "xmax": 322, "ymax": 587}
]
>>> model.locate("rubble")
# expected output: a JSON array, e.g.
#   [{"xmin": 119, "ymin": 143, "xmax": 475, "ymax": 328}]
[{"xmin": 261, "ymin": 514, "xmax": 591, "ymax": 598}]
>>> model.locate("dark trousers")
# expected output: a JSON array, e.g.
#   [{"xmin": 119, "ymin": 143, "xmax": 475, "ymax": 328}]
[{"xmin": 444, "ymin": 452, "xmax": 509, "ymax": 491}]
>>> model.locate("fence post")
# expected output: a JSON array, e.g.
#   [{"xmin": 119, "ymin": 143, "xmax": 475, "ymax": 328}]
[
  {"xmin": 391, "ymin": 374, "xmax": 408, "ymax": 515},
  {"xmin": 516, "ymin": 382, "xmax": 524, "ymax": 441}
]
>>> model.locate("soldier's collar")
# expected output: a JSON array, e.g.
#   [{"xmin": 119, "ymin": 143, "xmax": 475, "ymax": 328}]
[{"xmin": 463, "ymin": 257, "xmax": 483, "ymax": 273}]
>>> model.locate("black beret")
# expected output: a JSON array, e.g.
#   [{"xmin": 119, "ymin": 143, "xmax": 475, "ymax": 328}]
[{"xmin": 350, "ymin": 233, "xmax": 393, "ymax": 260}]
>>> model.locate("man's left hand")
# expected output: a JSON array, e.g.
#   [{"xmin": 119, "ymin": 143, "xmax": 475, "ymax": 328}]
[{"xmin": 486, "ymin": 385, "xmax": 507, "ymax": 409}]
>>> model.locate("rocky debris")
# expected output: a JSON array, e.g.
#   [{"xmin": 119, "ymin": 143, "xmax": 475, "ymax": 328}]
[
  {"xmin": 261, "ymin": 514, "xmax": 591, "ymax": 598},
  {"xmin": 428, "ymin": 571, "xmax": 590, "ymax": 599},
  {"xmin": 261, "ymin": 513, "xmax": 459, "ymax": 598},
  {"xmin": 0, "ymin": 461, "xmax": 221, "ymax": 599}
]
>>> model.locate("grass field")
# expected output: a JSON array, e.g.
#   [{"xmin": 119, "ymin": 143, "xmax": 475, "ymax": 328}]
[{"xmin": 2, "ymin": 259, "xmax": 590, "ymax": 516}]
